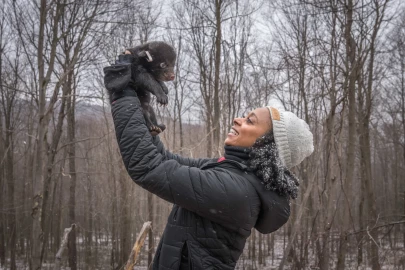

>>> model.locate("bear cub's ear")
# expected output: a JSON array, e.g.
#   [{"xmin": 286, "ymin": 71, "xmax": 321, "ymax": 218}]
[{"xmin": 138, "ymin": 50, "xmax": 153, "ymax": 62}]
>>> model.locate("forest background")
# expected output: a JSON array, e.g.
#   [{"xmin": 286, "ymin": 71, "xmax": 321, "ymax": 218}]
[{"xmin": 0, "ymin": 0, "xmax": 405, "ymax": 269}]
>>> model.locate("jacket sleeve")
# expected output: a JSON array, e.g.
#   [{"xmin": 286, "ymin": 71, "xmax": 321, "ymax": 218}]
[
  {"xmin": 103, "ymin": 54, "xmax": 134, "ymax": 94},
  {"xmin": 104, "ymin": 56, "xmax": 212, "ymax": 168},
  {"xmin": 112, "ymin": 96, "xmax": 254, "ymax": 230},
  {"xmin": 151, "ymin": 136, "xmax": 213, "ymax": 168}
]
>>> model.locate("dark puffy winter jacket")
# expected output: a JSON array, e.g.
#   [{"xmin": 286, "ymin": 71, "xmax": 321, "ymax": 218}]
[{"xmin": 107, "ymin": 58, "xmax": 290, "ymax": 269}]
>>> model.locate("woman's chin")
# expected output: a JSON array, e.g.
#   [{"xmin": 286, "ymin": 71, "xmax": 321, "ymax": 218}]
[{"xmin": 224, "ymin": 138, "xmax": 235, "ymax": 146}]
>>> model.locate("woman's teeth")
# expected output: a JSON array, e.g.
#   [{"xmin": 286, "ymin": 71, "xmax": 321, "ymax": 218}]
[{"xmin": 229, "ymin": 128, "xmax": 238, "ymax": 135}]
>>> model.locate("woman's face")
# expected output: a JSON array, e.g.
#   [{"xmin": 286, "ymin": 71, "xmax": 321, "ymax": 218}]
[{"xmin": 224, "ymin": 107, "xmax": 272, "ymax": 147}]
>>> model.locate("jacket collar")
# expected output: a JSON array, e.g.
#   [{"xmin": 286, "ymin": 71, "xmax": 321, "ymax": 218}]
[
  {"xmin": 202, "ymin": 146, "xmax": 251, "ymax": 171},
  {"xmin": 223, "ymin": 145, "xmax": 250, "ymax": 163}
]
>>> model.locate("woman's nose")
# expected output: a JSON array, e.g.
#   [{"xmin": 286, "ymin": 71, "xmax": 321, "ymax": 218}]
[{"xmin": 233, "ymin": 118, "xmax": 242, "ymax": 125}]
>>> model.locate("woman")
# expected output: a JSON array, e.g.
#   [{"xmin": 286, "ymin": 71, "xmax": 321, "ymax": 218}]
[{"xmin": 104, "ymin": 53, "xmax": 313, "ymax": 269}]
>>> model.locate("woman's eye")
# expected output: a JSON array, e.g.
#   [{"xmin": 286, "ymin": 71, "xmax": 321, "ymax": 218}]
[
  {"xmin": 160, "ymin": 63, "xmax": 167, "ymax": 68},
  {"xmin": 241, "ymin": 115, "xmax": 252, "ymax": 123}
]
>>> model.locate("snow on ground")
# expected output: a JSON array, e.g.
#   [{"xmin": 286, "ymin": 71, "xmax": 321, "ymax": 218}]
[{"xmin": 1, "ymin": 235, "xmax": 404, "ymax": 269}]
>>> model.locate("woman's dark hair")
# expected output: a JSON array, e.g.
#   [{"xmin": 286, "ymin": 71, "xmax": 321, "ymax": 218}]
[{"xmin": 247, "ymin": 132, "xmax": 299, "ymax": 199}]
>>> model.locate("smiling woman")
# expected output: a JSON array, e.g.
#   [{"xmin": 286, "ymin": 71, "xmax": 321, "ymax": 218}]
[
  {"xmin": 104, "ymin": 54, "xmax": 314, "ymax": 269},
  {"xmin": 225, "ymin": 104, "xmax": 313, "ymax": 199},
  {"xmin": 225, "ymin": 107, "xmax": 272, "ymax": 148}
]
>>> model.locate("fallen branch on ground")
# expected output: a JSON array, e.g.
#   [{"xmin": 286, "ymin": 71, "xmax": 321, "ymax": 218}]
[
  {"xmin": 54, "ymin": 223, "xmax": 76, "ymax": 270},
  {"xmin": 125, "ymin": 221, "xmax": 152, "ymax": 270}
]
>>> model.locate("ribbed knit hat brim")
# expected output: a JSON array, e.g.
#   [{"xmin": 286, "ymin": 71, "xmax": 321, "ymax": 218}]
[{"xmin": 267, "ymin": 102, "xmax": 314, "ymax": 168}]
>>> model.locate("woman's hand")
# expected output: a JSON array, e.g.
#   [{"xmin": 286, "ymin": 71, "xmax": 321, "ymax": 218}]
[{"xmin": 103, "ymin": 53, "xmax": 136, "ymax": 103}]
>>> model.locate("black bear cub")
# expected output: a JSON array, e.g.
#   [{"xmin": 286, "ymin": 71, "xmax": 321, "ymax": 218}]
[
  {"xmin": 104, "ymin": 41, "xmax": 176, "ymax": 135},
  {"xmin": 126, "ymin": 41, "xmax": 176, "ymax": 135}
]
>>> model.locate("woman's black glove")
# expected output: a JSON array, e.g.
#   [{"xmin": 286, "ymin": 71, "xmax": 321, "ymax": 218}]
[{"xmin": 103, "ymin": 54, "xmax": 137, "ymax": 103}]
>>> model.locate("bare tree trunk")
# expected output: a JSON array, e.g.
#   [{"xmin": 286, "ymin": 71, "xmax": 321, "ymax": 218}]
[
  {"xmin": 393, "ymin": 11, "xmax": 405, "ymax": 249},
  {"xmin": 319, "ymin": 94, "xmax": 340, "ymax": 268},
  {"xmin": 212, "ymin": 0, "xmax": 222, "ymax": 155},
  {"xmin": 119, "ymin": 165, "xmax": 131, "ymax": 268},
  {"xmin": 358, "ymin": 74, "xmax": 378, "ymax": 269},
  {"xmin": 173, "ymin": 35, "xmax": 184, "ymax": 154},
  {"xmin": 54, "ymin": 224, "xmax": 75, "ymax": 270},
  {"xmin": 49, "ymin": 166, "xmax": 61, "ymax": 256},
  {"xmin": 319, "ymin": 13, "xmax": 340, "ymax": 266},
  {"xmin": 270, "ymin": 234, "xmax": 274, "ymax": 264},
  {"xmin": 336, "ymin": 1, "xmax": 357, "ymax": 268},
  {"xmin": 24, "ymin": 94, "xmax": 35, "ymax": 260},
  {"xmin": 401, "ymin": 41, "xmax": 405, "ymax": 253},
  {"xmin": 54, "ymin": 165, "xmax": 64, "ymax": 254},
  {"xmin": 359, "ymin": 6, "xmax": 386, "ymax": 269},
  {"xmin": 357, "ymin": 2, "xmax": 387, "ymax": 269},
  {"xmin": 258, "ymin": 232, "xmax": 263, "ymax": 265},
  {"xmin": 357, "ymin": 177, "xmax": 365, "ymax": 268},
  {"xmin": 31, "ymin": 1, "xmax": 63, "ymax": 267},
  {"xmin": 279, "ymin": 173, "xmax": 316, "ymax": 270},
  {"xmin": 0, "ymin": 101, "xmax": 5, "ymax": 268},
  {"xmin": 84, "ymin": 154, "xmax": 93, "ymax": 270},
  {"xmin": 206, "ymin": 114, "xmax": 212, "ymax": 157},
  {"xmin": 1, "ymin": 38, "xmax": 19, "ymax": 270},
  {"xmin": 251, "ymin": 229, "xmax": 256, "ymax": 268},
  {"xmin": 147, "ymin": 193, "xmax": 154, "ymax": 269},
  {"xmin": 110, "ymin": 173, "xmax": 119, "ymax": 269},
  {"xmin": 40, "ymin": 75, "xmax": 69, "ymax": 263},
  {"xmin": 67, "ymin": 76, "xmax": 77, "ymax": 270}
]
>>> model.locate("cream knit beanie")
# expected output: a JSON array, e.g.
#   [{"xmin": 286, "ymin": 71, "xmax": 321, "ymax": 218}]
[{"xmin": 266, "ymin": 99, "xmax": 314, "ymax": 168}]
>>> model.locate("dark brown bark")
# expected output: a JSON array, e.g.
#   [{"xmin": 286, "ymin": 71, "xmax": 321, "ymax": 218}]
[
  {"xmin": 85, "ymin": 155, "xmax": 93, "ymax": 269},
  {"xmin": 23, "ymin": 95, "xmax": 35, "ymax": 259},
  {"xmin": 212, "ymin": 0, "xmax": 222, "ymax": 154},
  {"xmin": 359, "ymin": 3, "xmax": 388, "ymax": 269},
  {"xmin": 0, "ymin": 107, "xmax": 4, "ymax": 267},
  {"xmin": 54, "ymin": 167, "xmax": 64, "ymax": 254},
  {"xmin": 110, "ymin": 172, "xmax": 119, "ymax": 269},
  {"xmin": 258, "ymin": 232, "xmax": 263, "ymax": 265},
  {"xmin": 1, "ymin": 42, "xmax": 18, "ymax": 270},
  {"xmin": 147, "ymin": 193, "xmax": 154, "ymax": 269},
  {"xmin": 279, "ymin": 174, "xmax": 315, "ymax": 270},
  {"xmin": 173, "ymin": 36, "xmax": 184, "ymax": 154},
  {"xmin": 402, "ymin": 41, "xmax": 405, "ymax": 253},
  {"xmin": 206, "ymin": 114, "xmax": 212, "ymax": 157},
  {"xmin": 31, "ymin": 0, "xmax": 63, "ymax": 267},
  {"xmin": 0, "ymin": 109, "xmax": 4, "ymax": 267},
  {"xmin": 251, "ymin": 229, "xmax": 256, "ymax": 264},
  {"xmin": 40, "ymin": 76, "xmax": 69, "ymax": 263},
  {"xmin": 336, "ymin": 0, "xmax": 357, "ymax": 268},
  {"xmin": 67, "ymin": 74, "xmax": 77, "ymax": 270},
  {"xmin": 119, "ymin": 165, "xmax": 131, "ymax": 268},
  {"xmin": 357, "ymin": 74, "xmax": 367, "ymax": 268}
]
